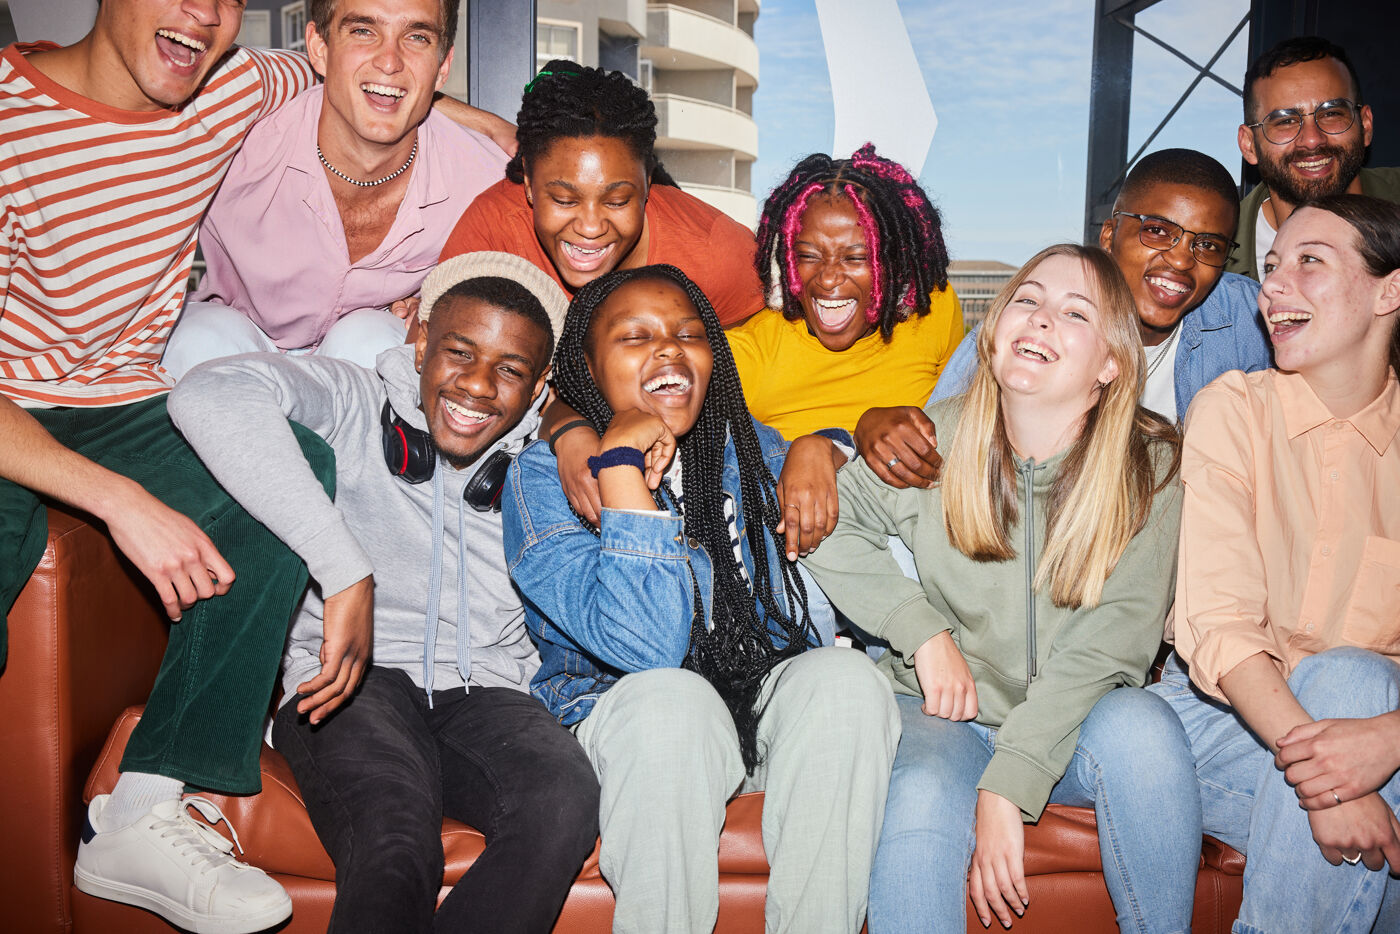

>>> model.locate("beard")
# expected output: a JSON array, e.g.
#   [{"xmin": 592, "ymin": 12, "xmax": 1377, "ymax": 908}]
[{"xmin": 1256, "ymin": 140, "xmax": 1366, "ymax": 206}]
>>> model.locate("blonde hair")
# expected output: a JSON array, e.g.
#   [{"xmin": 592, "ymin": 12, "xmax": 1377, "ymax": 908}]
[{"xmin": 941, "ymin": 243, "xmax": 1180, "ymax": 607}]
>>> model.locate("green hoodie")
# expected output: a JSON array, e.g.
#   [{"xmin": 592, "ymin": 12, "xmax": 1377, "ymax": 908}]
[{"xmin": 803, "ymin": 397, "xmax": 1182, "ymax": 820}]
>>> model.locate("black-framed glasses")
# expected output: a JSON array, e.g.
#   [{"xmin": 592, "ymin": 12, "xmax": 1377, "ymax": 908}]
[
  {"xmin": 1246, "ymin": 98, "xmax": 1361, "ymax": 145},
  {"xmin": 1113, "ymin": 212, "xmax": 1238, "ymax": 268}
]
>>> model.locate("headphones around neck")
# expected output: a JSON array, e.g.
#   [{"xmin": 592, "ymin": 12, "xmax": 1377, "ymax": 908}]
[{"xmin": 379, "ymin": 400, "xmax": 512, "ymax": 512}]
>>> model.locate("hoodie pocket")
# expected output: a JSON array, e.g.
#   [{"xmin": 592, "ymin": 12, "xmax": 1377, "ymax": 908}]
[{"xmin": 1341, "ymin": 536, "xmax": 1400, "ymax": 653}]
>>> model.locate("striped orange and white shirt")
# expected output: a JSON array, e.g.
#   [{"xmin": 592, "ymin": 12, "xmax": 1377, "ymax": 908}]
[{"xmin": 0, "ymin": 42, "xmax": 315, "ymax": 408}]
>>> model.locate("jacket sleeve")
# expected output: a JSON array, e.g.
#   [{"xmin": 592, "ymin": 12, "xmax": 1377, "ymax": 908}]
[
  {"xmin": 801, "ymin": 454, "xmax": 953, "ymax": 657},
  {"xmin": 502, "ymin": 443, "xmax": 696, "ymax": 673},
  {"xmin": 167, "ymin": 354, "xmax": 376, "ymax": 599},
  {"xmin": 977, "ymin": 469, "xmax": 1184, "ymax": 821},
  {"xmin": 928, "ymin": 322, "xmax": 978, "ymax": 406}
]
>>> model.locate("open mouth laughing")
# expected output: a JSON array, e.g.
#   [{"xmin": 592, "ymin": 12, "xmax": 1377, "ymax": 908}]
[
  {"xmin": 362, "ymin": 82, "xmax": 407, "ymax": 107},
  {"xmin": 155, "ymin": 28, "xmax": 207, "ymax": 69},
  {"xmin": 1266, "ymin": 307, "xmax": 1313, "ymax": 342},
  {"xmin": 560, "ymin": 241, "xmax": 615, "ymax": 275},
  {"xmin": 1012, "ymin": 338, "xmax": 1059, "ymax": 363},
  {"xmin": 1144, "ymin": 272, "xmax": 1194, "ymax": 308},
  {"xmin": 441, "ymin": 397, "xmax": 498, "ymax": 435},
  {"xmin": 809, "ymin": 296, "xmax": 860, "ymax": 332}
]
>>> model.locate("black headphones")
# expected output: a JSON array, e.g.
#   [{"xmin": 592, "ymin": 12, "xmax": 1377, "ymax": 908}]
[{"xmin": 380, "ymin": 400, "xmax": 512, "ymax": 512}]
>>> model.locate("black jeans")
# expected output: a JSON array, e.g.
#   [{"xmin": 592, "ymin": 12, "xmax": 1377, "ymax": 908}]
[{"xmin": 273, "ymin": 667, "xmax": 600, "ymax": 934}]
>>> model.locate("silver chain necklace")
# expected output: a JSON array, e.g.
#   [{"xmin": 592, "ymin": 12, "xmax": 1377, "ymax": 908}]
[
  {"xmin": 317, "ymin": 138, "xmax": 417, "ymax": 188},
  {"xmin": 1144, "ymin": 322, "xmax": 1182, "ymax": 382}
]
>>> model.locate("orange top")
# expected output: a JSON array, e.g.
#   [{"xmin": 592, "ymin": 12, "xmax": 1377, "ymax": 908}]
[
  {"xmin": 1172, "ymin": 368, "xmax": 1400, "ymax": 699},
  {"xmin": 440, "ymin": 179, "xmax": 764, "ymax": 327}
]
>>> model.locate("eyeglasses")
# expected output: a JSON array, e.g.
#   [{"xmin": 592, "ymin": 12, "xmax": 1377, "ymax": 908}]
[
  {"xmin": 1246, "ymin": 98, "xmax": 1361, "ymax": 145},
  {"xmin": 1113, "ymin": 212, "xmax": 1237, "ymax": 268}
]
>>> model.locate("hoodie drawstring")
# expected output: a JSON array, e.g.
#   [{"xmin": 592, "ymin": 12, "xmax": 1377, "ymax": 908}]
[{"xmin": 421, "ymin": 466, "xmax": 472, "ymax": 707}]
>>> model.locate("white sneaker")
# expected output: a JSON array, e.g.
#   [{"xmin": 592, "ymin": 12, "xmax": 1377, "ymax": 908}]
[{"xmin": 74, "ymin": 794, "xmax": 292, "ymax": 934}]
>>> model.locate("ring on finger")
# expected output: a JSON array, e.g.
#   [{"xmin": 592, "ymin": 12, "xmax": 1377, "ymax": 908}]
[
  {"xmin": 887, "ymin": 457, "xmax": 899, "ymax": 468},
  {"xmin": 1331, "ymin": 789, "xmax": 1343, "ymax": 806},
  {"xmin": 1344, "ymin": 852, "xmax": 1362, "ymax": 865}
]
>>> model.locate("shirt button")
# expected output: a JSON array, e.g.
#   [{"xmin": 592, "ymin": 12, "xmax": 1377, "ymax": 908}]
[
  {"xmin": 1305, "ymin": 623, "xmax": 1315, "ymax": 632},
  {"xmin": 1329, "ymin": 470, "xmax": 1340, "ymax": 481},
  {"xmin": 1320, "ymin": 546, "xmax": 1332, "ymax": 557}
]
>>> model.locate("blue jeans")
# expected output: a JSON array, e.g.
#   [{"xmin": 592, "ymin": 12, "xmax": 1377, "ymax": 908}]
[
  {"xmin": 1151, "ymin": 648, "xmax": 1400, "ymax": 934},
  {"xmin": 869, "ymin": 688, "xmax": 1199, "ymax": 934}
]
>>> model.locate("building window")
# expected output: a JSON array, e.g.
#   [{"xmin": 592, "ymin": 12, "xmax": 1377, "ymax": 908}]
[
  {"xmin": 638, "ymin": 59, "xmax": 653, "ymax": 93},
  {"xmin": 281, "ymin": 2, "xmax": 307, "ymax": 52},
  {"xmin": 236, "ymin": 10, "xmax": 272, "ymax": 49},
  {"xmin": 536, "ymin": 20, "xmax": 581, "ymax": 70}
]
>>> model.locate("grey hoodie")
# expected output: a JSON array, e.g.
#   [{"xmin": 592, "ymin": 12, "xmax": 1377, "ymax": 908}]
[{"xmin": 168, "ymin": 345, "xmax": 542, "ymax": 709}]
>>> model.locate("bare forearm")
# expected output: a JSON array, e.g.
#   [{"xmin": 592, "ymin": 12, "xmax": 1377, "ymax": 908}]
[
  {"xmin": 0, "ymin": 395, "xmax": 140, "ymax": 521},
  {"xmin": 431, "ymin": 94, "xmax": 518, "ymax": 155},
  {"xmin": 1218, "ymin": 651, "xmax": 1313, "ymax": 753}
]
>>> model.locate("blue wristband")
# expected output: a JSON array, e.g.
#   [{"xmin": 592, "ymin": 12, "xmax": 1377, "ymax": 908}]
[{"xmin": 587, "ymin": 446, "xmax": 646, "ymax": 478}]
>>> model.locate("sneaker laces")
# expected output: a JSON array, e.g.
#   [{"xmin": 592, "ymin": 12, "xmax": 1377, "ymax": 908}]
[{"xmin": 150, "ymin": 796, "xmax": 248, "ymax": 874}]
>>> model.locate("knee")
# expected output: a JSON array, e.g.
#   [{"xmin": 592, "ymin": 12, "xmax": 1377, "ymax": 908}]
[
  {"xmin": 1077, "ymin": 688, "xmax": 1194, "ymax": 785},
  {"xmin": 774, "ymin": 648, "xmax": 899, "ymax": 743},
  {"xmin": 318, "ymin": 309, "xmax": 408, "ymax": 368},
  {"xmin": 1290, "ymin": 648, "xmax": 1400, "ymax": 718}
]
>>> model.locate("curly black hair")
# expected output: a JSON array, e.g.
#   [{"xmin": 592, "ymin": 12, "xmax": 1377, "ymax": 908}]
[
  {"xmin": 754, "ymin": 143, "xmax": 950, "ymax": 342},
  {"xmin": 551, "ymin": 263, "xmax": 816, "ymax": 772},
  {"xmin": 507, "ymin": 59, "xmax": 676, "ymax": 187}
]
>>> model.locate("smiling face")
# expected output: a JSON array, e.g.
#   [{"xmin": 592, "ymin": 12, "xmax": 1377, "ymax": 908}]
[
  {"xmin": 92, "ymin": 0, "xmax": 245, "ymax": 111},
  {"xmin": 308, "ymin": 0, "xmax": 451, "ymax": 151},
  {"xmin": 990, "ymin": 253, "xmax": 1120, "ymax": 408},
  {"xmin": 1240, "ymin": 57, "xmax": 1372, "ymax": 208},
  {"xmin": 1100, "ymin": 181, "xmax": 1236, "ymax": 342},
  {"xmin": 522, "ymin": 135, "xmax": 650, "ymax": 291},
  {"xmin": 1260, "ymin": 206, "xmax": 1398, "ymax": 379},
  {"xmin": 585, "ymin": 277, "xmax": 714, "ymax": 439},
  {"xmin": 792, "ymin": 194, "xmax": 876, "ymax": 351},
  {"xmin": 414, "ymin": 296, "xmax": 551, "ymax": 470}
]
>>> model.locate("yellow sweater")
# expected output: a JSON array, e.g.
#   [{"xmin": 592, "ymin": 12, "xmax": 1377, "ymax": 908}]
[{"xmin": 726, "ymin": 288, "xmax": 964, "ymax": 439}]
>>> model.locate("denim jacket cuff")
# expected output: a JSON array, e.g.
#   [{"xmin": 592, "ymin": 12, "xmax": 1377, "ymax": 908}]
[{"xmin": 599, "ymin": 507, "xmax": 689, "ymax": 559}]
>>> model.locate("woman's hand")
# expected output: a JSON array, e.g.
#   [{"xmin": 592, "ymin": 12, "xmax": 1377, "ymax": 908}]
[
  {"xmin": 1276, "ymin": 713, "xmax": 1400, "ymax": 809},
  {"xmin": 775, "ymin": 434, "xmax": 843, "ymax": 560},
  {"xmin": 1306, "ymin": 791, "xmax": 1400, "ymax": 873},
  {"xmin": 297, "ymin": 575, "xmax": 374, "ymax": 725},
  {"xmin": 912, "ymin": 630, "xmax": 978, "ymax": 721},
  {"xmin": 969, "ymin": 790, "xmax": 1029, "ymax": 929},
  {"xmin": 854, "ymin": 405, "xmax": 942, "ymax": 489}
]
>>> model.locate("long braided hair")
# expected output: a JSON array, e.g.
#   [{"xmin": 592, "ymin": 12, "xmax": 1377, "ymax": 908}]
[
  {"xmin": 552, "ymin": 264, "xmax": 816, "ymax": 772},
  {"xmin": 755, "ymin": 143, "xmax": 949, "ymax": 341},
  {"xmin": 508, "ymin": 59, "xmax": 677, "ymax": 187}
]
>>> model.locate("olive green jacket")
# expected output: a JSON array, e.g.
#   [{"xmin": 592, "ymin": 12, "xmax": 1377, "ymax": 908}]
[
  {"xmin": 1227, "ymin": 166, "xmax": 1400, "ymax": 279},
  {"xmin": 802, "ymin": 397, "xmax": 1182, "ymax": 820}
]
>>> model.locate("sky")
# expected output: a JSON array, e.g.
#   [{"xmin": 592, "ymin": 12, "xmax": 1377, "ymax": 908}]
[{"xmin": 751, "ymin": 0, "xmax": 1252, "ymax": 266}]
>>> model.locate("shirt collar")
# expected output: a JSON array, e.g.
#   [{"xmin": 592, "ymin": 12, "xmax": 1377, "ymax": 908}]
[{"xmin": 1278, "ymin": 368, "xmax": 1400, "ymax": 454}]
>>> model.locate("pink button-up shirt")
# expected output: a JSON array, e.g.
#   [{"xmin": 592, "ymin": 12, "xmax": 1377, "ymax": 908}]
[
  {"xmin": 1172, "ymin": 368, "xmax": 1400, "ymax": 700},
  {"xmin": 193, "ymin": 86, "xmax": 507, "ymax": 350}
]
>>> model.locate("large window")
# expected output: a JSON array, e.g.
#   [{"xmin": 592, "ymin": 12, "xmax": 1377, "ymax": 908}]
[
  {"xmin": 536, "ymin": 20, "xmax": 581, "ymax": 70},
  {"xmin": 281, "ymin": 2, "xmax": 307, "ymax": 53}
]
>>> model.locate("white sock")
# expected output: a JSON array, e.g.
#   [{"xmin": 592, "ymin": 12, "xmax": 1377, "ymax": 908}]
[{"xmin": 99, "ymin": 772, "xmax": 184, "ymax": 831}]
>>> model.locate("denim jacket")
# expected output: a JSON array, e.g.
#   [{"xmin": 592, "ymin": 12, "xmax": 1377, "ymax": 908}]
[
  {"xmin": 502, "ymin": 417, "xmax": 809, "ymax": 724},
  {"xmin": 930, "ymin": 272, "xmax": 1272, "ymax": 417}
]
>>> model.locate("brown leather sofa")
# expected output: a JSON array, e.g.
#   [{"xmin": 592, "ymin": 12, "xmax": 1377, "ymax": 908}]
[{"xmin": 3, "ymin": 504, "xmax": 1245, "ymax": 933}]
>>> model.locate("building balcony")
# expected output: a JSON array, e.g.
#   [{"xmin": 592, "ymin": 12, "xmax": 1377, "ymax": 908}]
[
  {"xmin": 599, "ymin": 0, "xmax": 648, "ymax": 38},
  {"xmin": 676, "ymin": 182, "xmax": 758, "ymax": 230},
  {"xmin": 643, "ymin": 4, "xmax": 760, "ymax": 86},
  {"xmin": 653, "ymin": 93, "xmax": 758, "ymax": 160}
]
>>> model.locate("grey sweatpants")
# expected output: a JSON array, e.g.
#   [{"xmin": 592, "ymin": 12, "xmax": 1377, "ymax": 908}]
[{"xmin": 572, "ymin": 646, "xmax": 901, "ymax": 934}]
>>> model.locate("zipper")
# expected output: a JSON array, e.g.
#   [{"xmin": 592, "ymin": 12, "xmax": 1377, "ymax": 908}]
[{"xmin": 1022, "ymin": 458, "xmax": 1037, "ymax": 685}]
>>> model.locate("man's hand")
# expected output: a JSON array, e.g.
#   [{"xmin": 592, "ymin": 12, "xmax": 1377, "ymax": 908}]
[
  {"xmin": 775, "ymin": 434, "xmax": 843, "ymax": 560},
  {"xmin": 1306, "ymin": 791, "xmax": 1400, "ymax": 873},
  {"xmin": 390, "ymin": 296, "xmax": 421, "ymax": 322},
  {"xmin": 969, "ymin": 790, "xmax": 1029, "ymax": 929},
  {"xmin": 1277, "ymin": 713, "xmax": 1400, "ymax": 809},
  {"xmin": 103, "ymin": 478, "xmax": 235, "ymax": 621},
  {"xmin": 854, "ymin": 405, "xmax": 941, "ymax": 489},
  {"xmin": 297, "ymin": 575, "xmax": 374, "ymax": 725},
  {"xmin": 912, "ymin": 630, "xmax": 978, "ymax": 720}
]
